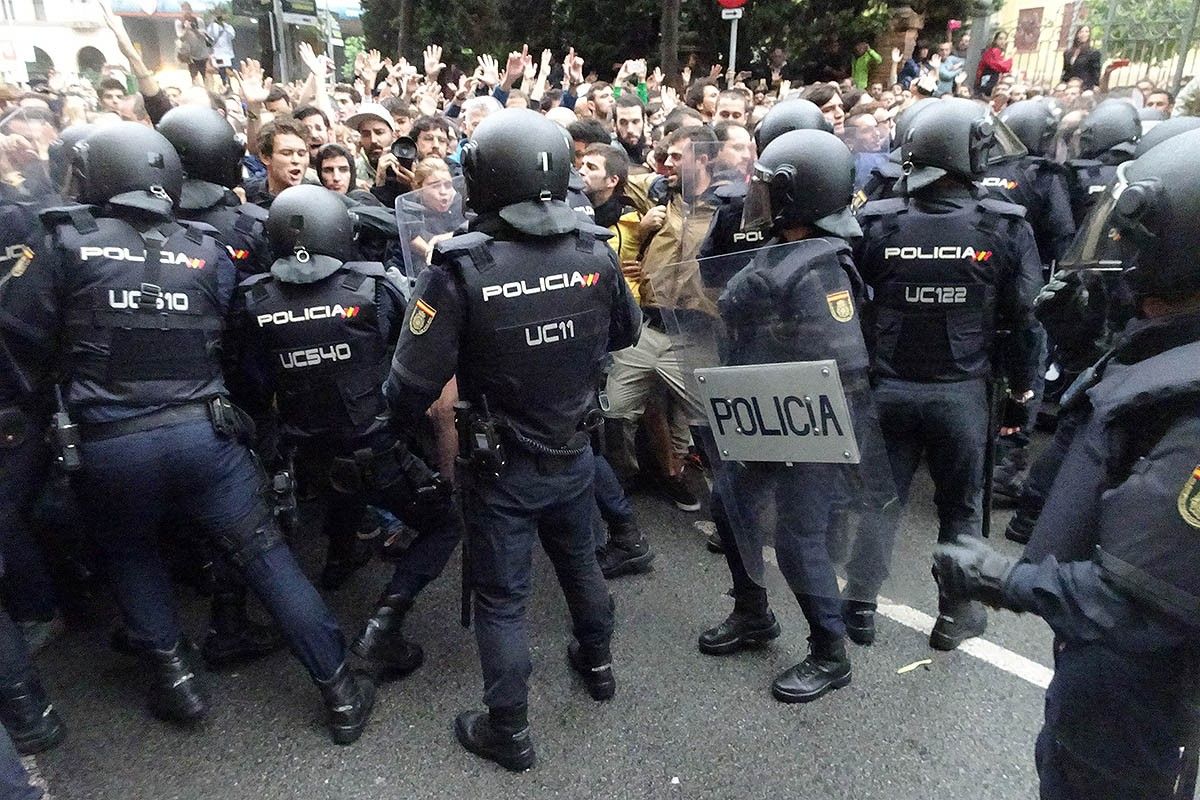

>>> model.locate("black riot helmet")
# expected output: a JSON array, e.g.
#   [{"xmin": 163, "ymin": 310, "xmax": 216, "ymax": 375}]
[
  {"xmin": 1076, "ymin": 99, "xmax": 1140, "ymax": 159},
  {"xmin": 267, "ymin": 185, "xmax": 355, "ymax": 279},
  {"xmin": 73, "ymin": 121, "xmax": 182, "ymax": 217},
  {"xmin": 460, "ymin": 108, "xmax": 577, "ymax": 236},
  {"xmin": 157, "ymin": 106, "xmax": 244, "ymax": 191},
  {"xmin": 1134, "ymin": 115, "xmax": 1200, "ymax": 157},
  {"xmin": 742, "ymin": 129, "xmax": 860, "ymax": 239},
  {"xmin": 1061, "ymin": 129, "xmax": 1200, "ymax": 300},
  {"xmin": 899, "ymin": 98, "xmax": 1025, "ymax": 192},
  {"xmin": 999, "ymin": 98, "xmax": 1058, "ymax": 157},
  {"xmin": 753, "ymin": 98, "xmax": 833, "ymax": 151},
  {"xmin": 890, "ymin": 97, "xmax": 938, "ymax": 155},
  {"xmin": 48, "ymin": 122, "xmax": 95, "ymax": 195}
]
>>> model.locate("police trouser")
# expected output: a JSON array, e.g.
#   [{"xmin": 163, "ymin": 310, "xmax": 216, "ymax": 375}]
[
  {"xmin": 591, "ymin": 453, "xmax": 634, "ymax": 552},
  {"xmin": 76, "ymin": 418, "xmax": 346, "ymax": 682},
  {"xmin": 1013, "ymin": 407, "xmax": 1085, "ymax": 530},
  {"xmin": 0, "ymin": 417, "xmax": 59, "ymax": 625},
  {"xmin": 317, "ymin": 442, "xmax": 462, "ymax": 602},
  {"xmin": 461, "ymin": 446, "xmax": 613, "ymax": 711},
  {"xmin": 1036, "ymin": 639, "xmax": 1200, "ymax": 800},
  {"xmin": 0, "ymin": 608, "xmax": 41, "ymax": 800}
]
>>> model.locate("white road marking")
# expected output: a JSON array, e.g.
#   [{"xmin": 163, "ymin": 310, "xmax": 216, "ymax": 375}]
[{"xmin": 757, "ymin": 545, "xmax": 1054, "ymax": 689}]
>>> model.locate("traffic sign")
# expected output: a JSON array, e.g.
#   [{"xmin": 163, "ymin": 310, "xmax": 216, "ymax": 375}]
[{"xmin": 721, "ymin": 7, "xmax": 743, "ymax": 19}]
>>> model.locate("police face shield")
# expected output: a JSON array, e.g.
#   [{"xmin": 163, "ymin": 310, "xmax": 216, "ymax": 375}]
[
  {"xmin": 394, "ymin": 174, "xmax": 468, "ymax": 277},
  {"xmin": 646, "ymin": 242, "xmax": 897, "ymax": 601},
  {"xmin": 680, "ymin": 136, "xmax": 753, "ymax": 262},
  {"xmin": 983, "ymin": 113, "xmax": 1028, "ymax": 166},
  {"xmin": 1059, "ymin": 162, "xmax": 1137, "ymax": 273}
]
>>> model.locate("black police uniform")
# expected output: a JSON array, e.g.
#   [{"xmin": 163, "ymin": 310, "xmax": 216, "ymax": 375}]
[
  {"xmin": 178, "ymin": 180, "xmax": 271, "ymax": 278},
  {"xmin": 982, "ymin": 157, "xmax": 1075, "ymax": 267},
  {"xmin": 851, "ymin": 187, "xmax": 1042, "ymax": 630},
  {"xmin": 228, "ymin": 248, "xmax": 461, "ymax": 675},
  {"xmin": 0, "ymin": 201, "xmax": 366, "ymax": 729},
  {"xmin": 1065, "ymin": 146, "xmax": 1134, "ymax": 227},
  {"xmin": 385, "ymin": 212, "xmax": 639, "ymax": 729},
  {"xmin": 860, "ymin": 159, "xmax": 904, "ymax": 204}
]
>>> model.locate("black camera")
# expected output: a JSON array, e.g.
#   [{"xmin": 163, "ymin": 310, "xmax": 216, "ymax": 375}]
[{"xmin": 390, "ymin": 136, "xmax": 417, "ymax": 170}]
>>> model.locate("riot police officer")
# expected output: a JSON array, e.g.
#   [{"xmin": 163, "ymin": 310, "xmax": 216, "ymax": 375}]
[
  {"xmin": 934, "ymin": 128, "xmax": 1200, "ymax": 799},
  {"xmin": 850, "ymin": 99, "xmax": 1042, "ymax": 650},
  {"xmin": 384, "ymin": 109, "xmax": 640, "ymax": 771},
  {"xmin": 858, "ymin": 97, "xmax": 938, "ymax": 204},
  {"xmin": 1065, "ymin": 98, "xmax": 1139, "ymax": 226},
  {"xmin": 0, "ymin": 123, "xmax": 375, "ymax": 744},
  {"xmin": 697, "ymin": 98, "xmax": 831, "ymax": 291},
  {"xmin": 157, "ymin": 106, "xmax": 270, "ymax": 278},
  {"xmin": 227, "ymin": 184, "xmax": 461, "ymax": 681},
  {"xmin": 695, "ymin": 129, "xmax": 887, "ymax": 703}
]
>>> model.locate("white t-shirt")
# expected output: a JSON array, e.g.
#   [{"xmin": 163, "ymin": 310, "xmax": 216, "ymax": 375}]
[{"xmin": 207, "ymin": 21, "xmax": 236, "ymax": 65}]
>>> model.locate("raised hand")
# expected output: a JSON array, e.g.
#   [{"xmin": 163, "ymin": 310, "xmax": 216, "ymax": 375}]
[
  {"xmin": 709, "ymin": 63, "xmax": 723, "ymax": 79},
  {"xmin": 504, "ymin": 45, "xmax": 528, "ymax": 86},
  {"xmin": 649, "ymin": 66, "xmax": 664, "ymax": 90},
  {"xmin": 563, "ymin": 46, "xmax": 584, "ymax": 84},
  {"xmin": 424, "ymin": 44, "xmax": 446, "ymax": 80},
  {"xmin": 523, "ymin": 49, "xmax": 537, "ymax": 82},
  {"xmin": 237, "ymin": 58, "xmax": 273, "ymax": 105},
  {"xmin": 660, "ymin": 85, "xmax": 678, "ymax": 113},
  {"xmin": 364, "ymin": 49, "xmax": 383, "ymax": 76},
  {"xmin": 892, "ymin": 47, "xmax": 902, "ymax": 64},
  {"xmin": 478, "ymin": 53, "xmax": 500, "ymax": 87},
  {"xmin": 681, "ymin": 65, "xmax": 692, "ymax": 85},
  {"xmin": 298, "ymin": 41, "xmax": 323, "ymax": 75}
]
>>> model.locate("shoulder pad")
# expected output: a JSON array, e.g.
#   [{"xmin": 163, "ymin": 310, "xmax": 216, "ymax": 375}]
[
  {"xmin": 714, "ymin": 181, "xmax": 748, "ymax": 201},
  {"xmin": 577, "ymin": 221, "xmax": 615, "ymax": 240},
  {"xmin": 178, "ymin": 219, "xmax": 222, "ymax": 238},
  {"xmin": 341, "ymin": 261, "xmax": 387, "ymax": 278},
  {"xmin": 38, "ymin": 204, "xmax": 96, "ymax": 227},
  {"xmin": 234, "ymin": 203, "xmax": 269, "ymax": 222},
  {"xmin": 977, "ymin": 198, "xmax": 1027, "ymax": 219},
  {"xmin": 1067, "ymin": 158, "xmax": 1103, "ymax": 169},
  {"xmin": 857, "ymin": 197, "xmax": 908, "ymax": 219},
  {"xmin": 238, "ymin": 271, "xmax": 274, "ymax": 289},
  {"xmin": 432, "ymin": 231, "xmax": 493, "ymax": 265}
]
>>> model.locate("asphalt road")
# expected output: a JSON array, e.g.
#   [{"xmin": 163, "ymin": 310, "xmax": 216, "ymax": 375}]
[{"xmin": 30, "ymin": 463, "xmax": 1053, "ymax": 800}]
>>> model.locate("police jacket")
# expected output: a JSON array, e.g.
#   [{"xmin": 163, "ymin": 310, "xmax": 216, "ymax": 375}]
[
  {"xmin": 1, "ymin": 181, "xmax": 60, "ymax": 276},
  {"xmin": 1066, "ymin": 145, "xmax": 1134, "ymax": 226},
  {"xmin": 1010, "ymin": 310, "xmax": 1200, "ymax": 651},
  {"xmin": 981, "ymin": 156, "xmax": 1075, "ymax": 265},
  {"xmin": 718, "ymin": 236, "xmax": 869, "ymax": 384},
  {"xmin": 384, "ymin": 212, "xmax": 641, "ymax": 452},
  {"xmin": 859, "ymin": 160, "xmax": 903, "ymax": 204},
  {"xmin": 855, "ymin": 185, "xmax": 1042, "ymax": 388},
  {"xmin": 0, "ymin": 205, "xmax": 236, "ymax": 423},
  {"xmin": 177, "ymin": 178, "xmax": 271, "ymax": 278},
  {"xmin": 698, "ymin": 182, "xmax": 758, "ymax": 292}
]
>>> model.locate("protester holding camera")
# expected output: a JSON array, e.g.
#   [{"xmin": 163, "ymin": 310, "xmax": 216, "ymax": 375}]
[{"xmin": 348, "ymin": 103, "xmax": 416, "ymax": 206}]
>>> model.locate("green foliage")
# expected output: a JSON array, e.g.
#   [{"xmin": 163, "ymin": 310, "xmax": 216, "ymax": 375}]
[
  {"xmin": 342, "ymin": 35, "xmax": 365, "ymax": 80},
  {"xmin": 1089, "ymin": 0, "xmax": 1197, "ymax": 62}
]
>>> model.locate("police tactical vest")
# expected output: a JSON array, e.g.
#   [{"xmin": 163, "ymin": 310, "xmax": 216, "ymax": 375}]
[
  {"xmin": 436, "ymin": 226, "xmax": 617, "ymax": 449},
  {"xmin": 858, "ymin": 196, "xmax": 1023, "ymax": 382},
  {"xmin": 240, "ymin": 262, "xmax": 390, "ymax": 443},
  {"xmin": 45, "ymin": 206, "xmax": 228, "ymax": 412},
  {"xmin": 1066, "ymin": 158, "xmax": 1120, "ymax": 226},
  {"xmin": 179, "ymin": 186, "xmax": 270, "ymax": 278},
  {"xmin": 980, "ymin": 158, "xmax": 1041, "ymax": 213}
]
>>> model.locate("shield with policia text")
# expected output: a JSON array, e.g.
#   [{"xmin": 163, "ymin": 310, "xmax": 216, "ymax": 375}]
[
  {"xmin": 393, "ymin": 175, "xmax": 468, "ymax": 278},
  {"xmin": 646, "ymin": 238, "xmax": 898, "ymax": 604}
]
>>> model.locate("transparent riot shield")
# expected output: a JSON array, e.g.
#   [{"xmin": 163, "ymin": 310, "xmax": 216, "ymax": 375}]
[
  {"xmin": 0, "ymin": 108, "xmax": 58, "ymax": 281},
  {"xmin": 648, "ymin": 240, "xmax": 898, "ymax": 605},
  {"xmin": 680, "ymin": 136, "xmax": 754, "ymax": 273},
  {"xmin": 393, "ymin": 175, "xmax": 467, "ymax": 277}
]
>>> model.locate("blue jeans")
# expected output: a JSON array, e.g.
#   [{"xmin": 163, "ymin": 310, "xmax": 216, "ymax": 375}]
[
  {"xmin": 462, "ymin": 447, "xmax": 613, "ymax": 711},
  {"xmin": 76, "ymin": 419, "xmax": 345, "ymax": 681}
]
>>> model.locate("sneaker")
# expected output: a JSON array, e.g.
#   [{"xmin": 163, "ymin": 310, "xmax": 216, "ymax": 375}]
[{"xmin": 662, "ymin": 473, "xmax": 701, "ymax": 512}]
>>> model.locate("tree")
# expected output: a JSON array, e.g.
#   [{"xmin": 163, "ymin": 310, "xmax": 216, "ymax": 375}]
[{"xmin": 1089, "ymin": 0, "xmax": 1199, "ymax": 63}]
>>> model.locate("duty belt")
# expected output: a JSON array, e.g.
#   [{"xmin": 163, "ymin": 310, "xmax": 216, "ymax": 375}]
[{"xmin": 78, "ymin": 401, "xmax": 212, "ymax": 442}]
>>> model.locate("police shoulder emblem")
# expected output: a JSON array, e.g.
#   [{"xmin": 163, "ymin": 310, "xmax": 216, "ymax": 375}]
[
  {"xmin": 826, "ymin": 290, "xmax": 854, "ymax": 323},
  {"xmin": 409, "ymin": 298, "xmax": 437, "ymax": 335},
  {"xmin": 9, "ymin": 246, "xmax": 33, "ymax": 278},
  {"xmin": 1178, "ymin": 465, "xmax": 1200, "ymax": 530}
]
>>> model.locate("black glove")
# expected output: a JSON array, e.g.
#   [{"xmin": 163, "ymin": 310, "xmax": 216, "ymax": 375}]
[
  {"xmin": 1035, "ymin": 270, "xmax": 1107, "ymax": 369},
  {"xmin": 932, "ymin": 536, "xmax": 1020, "ymax": 611},
  {"xmin": 999, "ymin": 393, "xmax": 1033, "ymax": 431}
]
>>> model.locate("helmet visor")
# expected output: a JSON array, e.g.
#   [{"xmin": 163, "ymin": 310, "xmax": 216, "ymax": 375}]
[
  {"xmin": 741, "ymin": 170, "xmax": 775, "ymax": 235},
  {"xmin": 986, "ymin": 114, "xmax": 1029, "ymax": 165},
  {"xmin": 1059, "ymin": 162, "xmax": 1136, "ymax": 273}
]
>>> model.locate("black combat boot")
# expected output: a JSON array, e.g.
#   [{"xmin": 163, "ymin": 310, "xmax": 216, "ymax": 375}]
[
  {"xmin": 992, "ymin": 445, "xmax": 1030, "ymax": 506},
  {"xmin": 698, "ymin": 589, "xmax": 781, "ymax": 656},
  {"xmin": 351, "ymin": 595, "xmax": 424, "ymax": 681},
  {"xmin": 1004, "ymin": 508, "xmax": 1036, "ymax": 544},
  {"xmin": 0, "ymin": 676, "xmax": 66, "ymax": 755},
  {"xmin": 454, "ymin": 705, "xmax": 535, "ymax": 772},
  {"xmin": 598, "ymin": 518, "xmax": 654, "ymax": 579},
  {"xmin": 143, "ymin": 639, "xmax": 208, "ymax": 723},
  {"xmin": 201, "ymin": 591, "xmax": 285, "ymax": 670},
  {"xmin": 771, "ymin": 637, "xmax": 852, "ymax": 703},
  {"xmin": 842, "ymin": 598, "xmax": 877, "ymax": 646},
  {"xmin": 567, "ymin": 640, "xmax": 615, "ymax": 701},
  {"xmin": 316, "ymin": 663, "xmax": 376, "ymax": 745},
  {"xmin": 929, "ymin": 598, "xmax": 988, "ymax": 651}
]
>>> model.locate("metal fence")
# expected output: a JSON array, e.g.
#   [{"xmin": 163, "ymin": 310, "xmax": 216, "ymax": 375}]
[{"xmin": 1008, "ymin": 0, "xmax": 1200, "ymax": 93}]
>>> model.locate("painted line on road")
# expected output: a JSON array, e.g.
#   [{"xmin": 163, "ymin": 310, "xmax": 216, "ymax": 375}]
[{"xmin": 758, "ymin": 545, "xmax": 1054, "ymax": 690}]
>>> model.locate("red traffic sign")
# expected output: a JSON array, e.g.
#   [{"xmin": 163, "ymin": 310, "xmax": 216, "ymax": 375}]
[{"xmin": 717, "ymin": 0, "xmax": 746, "ymax": 8}]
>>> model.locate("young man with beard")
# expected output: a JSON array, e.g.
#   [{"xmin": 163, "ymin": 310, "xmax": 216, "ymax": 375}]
[
  {"xmin": 613, "ymin": 94, "xmax": 649, "ymax": 168},
  {"xmin": 579, "ymin": 143, "xmax": 642, "ymax": 294},
  {"xmin": 293, "ymin": 105, "xmax": 332, "ymax": 170}
]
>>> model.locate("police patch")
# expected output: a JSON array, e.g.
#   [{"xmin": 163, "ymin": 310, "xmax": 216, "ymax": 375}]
[
  {"xmin": 851, "ymin": 190, "xmax": 868, "ymax": 211},
  {"xmin": 9, "ymin": 246, "xmax": 33, "ymax": 278},
  {"xmin": 409, "ymin": 298, "xmax": 437, "ymax": 335},
  {"xmin": 1178, "ymin": 466, "xmax": 1200, "ymax": 530},
  {"xmin": 826, "ymin": 290, "xmax": 854, "ymax": 323}
]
